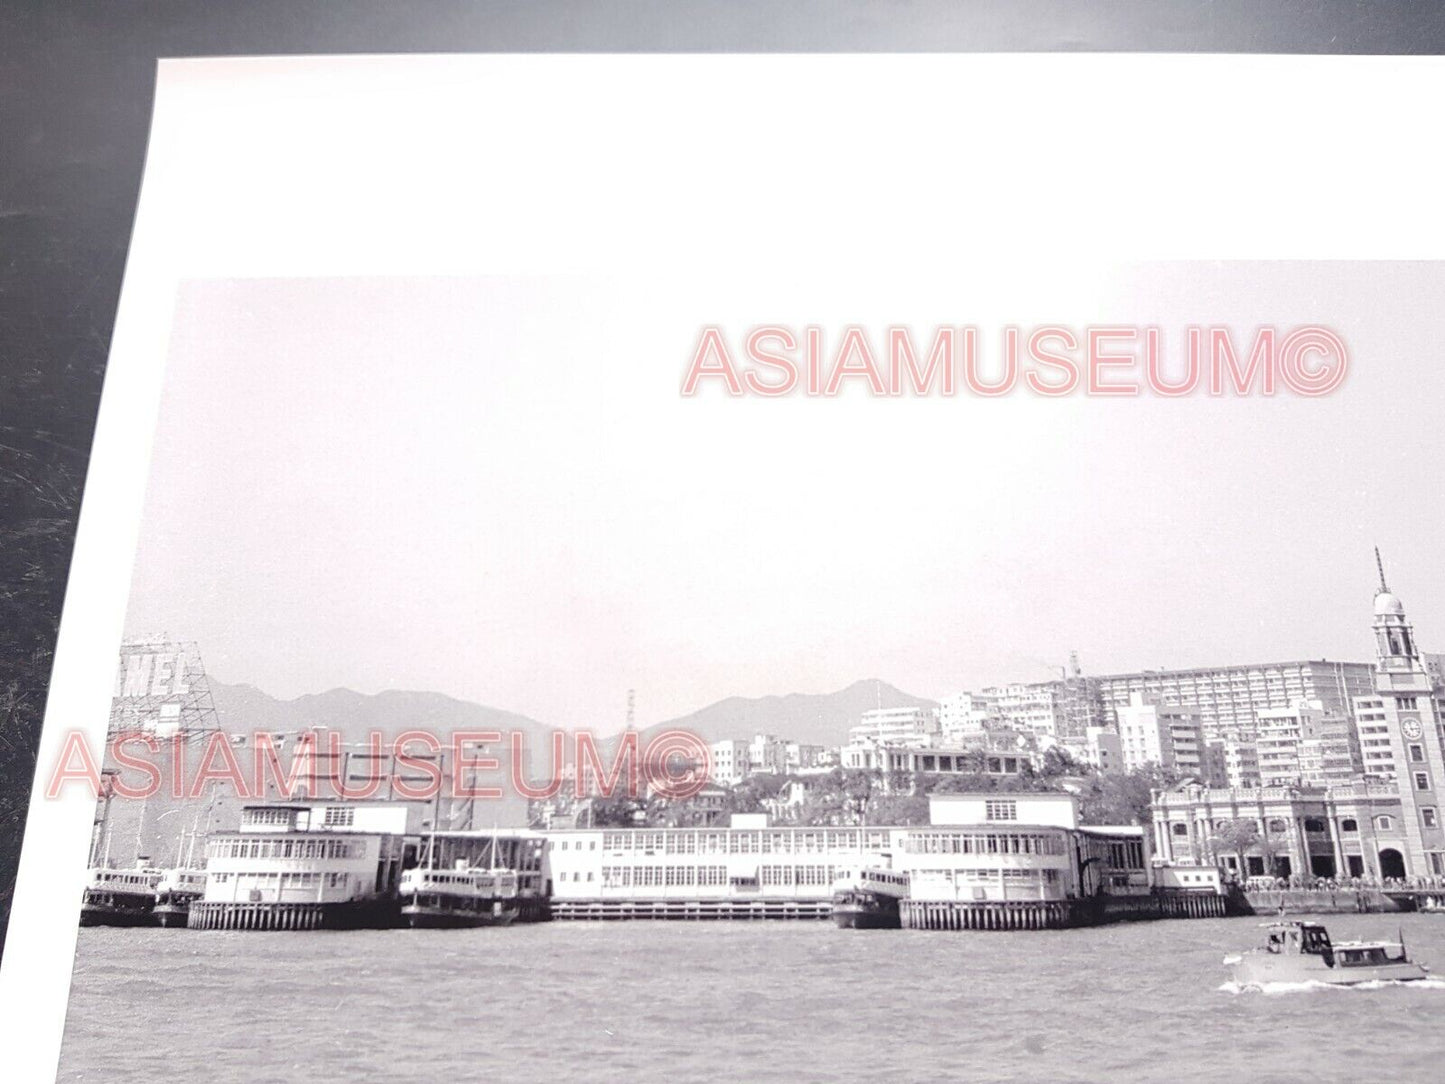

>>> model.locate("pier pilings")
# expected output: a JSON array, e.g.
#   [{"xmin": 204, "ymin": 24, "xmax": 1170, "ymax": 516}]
[{"xmin": 898, "ymin": 892, "xmax": 1225, "ymax": 930}]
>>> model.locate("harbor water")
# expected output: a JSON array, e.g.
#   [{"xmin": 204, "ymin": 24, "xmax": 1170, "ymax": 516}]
[{"xmin": 59, "ymin": 914, "xmax": 1445, "ymax": 1082}]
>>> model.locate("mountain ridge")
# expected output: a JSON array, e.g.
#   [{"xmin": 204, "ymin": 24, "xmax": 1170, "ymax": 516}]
[{"xmin": 206, "ymin": 676, "xmax": 933, "ymax": 750}]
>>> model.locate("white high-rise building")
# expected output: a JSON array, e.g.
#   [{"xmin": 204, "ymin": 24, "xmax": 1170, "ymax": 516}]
[
  {"xmin": 937, "ymin": 691, "xmax": 999, "ymax": 743},
  {"xmin": 1095, "ymin": 660, "xmax": 1374, "ymax": 744},
  {"xmin": 1116, "ymin": 693, "xmax": 1206, "ymax": 777},
  {"xmin": 847, "ymin": 706, "xmax": 939, "ymax": 748}
]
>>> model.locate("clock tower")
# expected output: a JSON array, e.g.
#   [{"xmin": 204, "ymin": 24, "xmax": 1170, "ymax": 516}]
[{"xmin": 1364, "ymin": 550, "xmax": 1445, "ymax": 877}]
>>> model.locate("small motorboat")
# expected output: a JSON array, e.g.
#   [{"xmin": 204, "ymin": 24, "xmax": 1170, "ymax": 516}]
[{"xmin": 1231, "ymin": 921, "xmax": 1429, "ymax": 988}]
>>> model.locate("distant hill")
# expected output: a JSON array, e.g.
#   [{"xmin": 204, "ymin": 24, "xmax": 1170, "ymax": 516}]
[
  {"xmin": 639, "ymin": 679, "xmax": 937, "ymax": 748},
  {"xmin": 209, "ymin": 681, "xmax": 550, "ymax": 747},
  {"xmin": 195, "ymin": 681, "xmax": 550, "ymax": 829},
  {"xmin": 209, "ymin": 677, "xmax": 935, "ymax": 753}
]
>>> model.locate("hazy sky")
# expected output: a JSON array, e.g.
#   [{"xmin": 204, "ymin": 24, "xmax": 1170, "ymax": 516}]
[{"xmin": 123, "ymin": 263, "xmax": 1445, "ymax": 731}]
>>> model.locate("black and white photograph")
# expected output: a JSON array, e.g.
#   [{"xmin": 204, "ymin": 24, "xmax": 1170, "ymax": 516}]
[{"xmin": 7, "ymin": 15, "xmax": 1445, "ymax": 1084}]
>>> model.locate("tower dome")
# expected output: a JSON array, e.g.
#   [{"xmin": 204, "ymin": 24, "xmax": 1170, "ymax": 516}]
[{"xmin": 1374, "ymin": 591, "xmax": 1405, "ymax": 617}]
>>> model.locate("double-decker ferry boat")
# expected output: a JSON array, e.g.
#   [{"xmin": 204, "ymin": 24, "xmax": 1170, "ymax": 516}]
[
  {"xmin": 80, "ymin": 863, "xmax": 163, "ymax": 927},
  {"xmin": 1231, "ymin": 921, "xmax": 1431, "ymax": 988},
  {"xmin": 152, "ymin": 868, "xmax": 207, "ymax": 928},
  {"xmin": 399, "ymin": 862, "xmax": 520, "ymax": 928},
  {"xmin": 831, "ymin": 865, "xmax": 909, "ymax": 929}
]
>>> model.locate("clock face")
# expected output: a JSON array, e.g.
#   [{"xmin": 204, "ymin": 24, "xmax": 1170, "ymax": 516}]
[{"xmin": 1402, "ymin": 717, "xmax": 1423, "ymax": 740}]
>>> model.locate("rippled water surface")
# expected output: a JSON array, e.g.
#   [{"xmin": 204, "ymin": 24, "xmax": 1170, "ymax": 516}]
[{"xmin": 59, "ymin": 913, "xmax": 1445, "ymax": 1082}]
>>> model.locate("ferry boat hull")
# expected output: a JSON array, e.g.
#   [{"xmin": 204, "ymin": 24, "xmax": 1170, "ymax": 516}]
[
  {"xmin": 153, "ymin": 900, "xmax": 196, "ymax": 928},
  {"xmin": 832, "ymin": 891, "xmax": 902, "ymax": 930},
  {"xmin": 401, "ymin": 900, "xmax": 518, "ymax": 929},
  {"xmin": 78, "ymin": 890, "xmax": 156, "ymax": 925}
]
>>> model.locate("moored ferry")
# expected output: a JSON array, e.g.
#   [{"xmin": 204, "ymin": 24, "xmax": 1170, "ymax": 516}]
[
  {"xmin": 831, "ymin": 865, "xmax": 909, "ymax": 929},
  {"xmin": 399, "ymin": 863, "xmax": 520, "ymax": 928},
  {"xmin": 1231, "ymin": 921, "xmax": 1431, "ymax": 988},
  {"xmin": 81, "ymin": 864, "xmax": 163, "ymax": 927},
  {"xmin": 152, "ymin": 869, "xmax": 207, "ymax": 927}
]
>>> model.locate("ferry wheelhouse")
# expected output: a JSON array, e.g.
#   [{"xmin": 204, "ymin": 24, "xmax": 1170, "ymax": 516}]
[
  {"xmin": 152, "ymin": 868, "xmax": 207, "ymax": 927},
  {"xmin": 399, "ymin": 862, "xmax": 520, "ymax": 928},
  {"xmin": 80, "ymin": 864, "xmax": 163, "ymax": 927},
  {"xmin": 831, "ymin": 865, "xmax": 909, "ymax": 929}
]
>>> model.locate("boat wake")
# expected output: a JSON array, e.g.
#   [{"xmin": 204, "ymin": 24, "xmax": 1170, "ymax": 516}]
[{"xmin": 1219, "ymin": 977, "xmax": 1445, "ymax": 996}]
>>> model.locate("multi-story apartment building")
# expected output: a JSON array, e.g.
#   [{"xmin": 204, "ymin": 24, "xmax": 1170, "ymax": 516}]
[
  {"xmin": 937, "ymin": 691, "xmax": 999, "ymax": 743},
  {"xmin": 784, "ymin": 741, "xmax": 827, "ymax": 772},
  {"xmin": 747, "ymin": 733, "xmax": 789, "ymax": 776},
  {"xmin": 1054, "ymin": 675, "xmax": 1108, "ymax": 740},
  {"xmin": 984, "ymin": 683, "xmax": 1065, "ymax": 740},
  {"xmin": 1116, "ymin": 694, "xmax": 1208, "ymax": 778},
  {"xmin": 1254, "ymin": 700, "xmax": 1362, "ymax": 787},
  {"xmin": 1206, "ymin": 737, "xmax": 1260, "ymax": 789},
  {"xmin": 709, "ymin": 740, "xmax": 751, "ymax": 786},
  {"xmin": 1095, "ymin": 660, "xmax": 1374, "ymax": 743},
  {"xmin": 1354, "ymin": 695, "xmax": 1396, "ymax": 778},
  {"xmin": 847, "ymin": 706, "xmax": 939, "ymax": 748},
  {"xmin": 938, "ymin": 678, "xmax": 1103, "ymax": 745}
]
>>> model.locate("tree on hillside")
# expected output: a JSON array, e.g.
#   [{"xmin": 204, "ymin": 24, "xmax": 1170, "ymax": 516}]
[
  {"xmin": 1077, "ymin": 766, "xmax": 1177, "ymax": 826},
  {"xmin": 586, "ymin": 793, "xmax": 647, "ymax": 827},
  {"xmin": 927, "ymin": 772, "xmax": 1004, "ymax": 795},
  {"xmin": 863, "ymin": 793, "xmax": 930, "ymax": 825},
  {"xmin": 1038, "ymin": 746, "xmax": 1081, "ymax": 778}
]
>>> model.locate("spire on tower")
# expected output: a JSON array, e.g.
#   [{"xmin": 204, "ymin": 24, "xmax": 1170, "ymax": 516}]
[{"xmin": 1375, "ymin": 546, "xmax": 1390, "ymax": 594}]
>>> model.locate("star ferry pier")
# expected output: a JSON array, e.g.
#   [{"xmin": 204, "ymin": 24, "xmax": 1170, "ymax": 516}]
[
  {"xmin": 544, "ymin": 793, "xmax": 1225, "ymax": 928},
  {"xmin": 188, "ymin": 801, "xmax": 549, "ymax": 931}
]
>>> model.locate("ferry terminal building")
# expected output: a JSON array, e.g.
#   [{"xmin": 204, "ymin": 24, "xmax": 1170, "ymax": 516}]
[{"xmin": 543, "ymin": 792, "xmax": 1177, "ymax": 926}]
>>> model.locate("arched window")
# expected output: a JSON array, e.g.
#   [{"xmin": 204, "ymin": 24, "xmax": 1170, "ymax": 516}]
[
  {"xmin": 1267, "ymin": 818, "xmax": 1288, "ymax": 834},
  {"xmin": 1304, "ymin": 818, "xmax": 1326, "ymax": 833},
  {"xmin": 1171, "ymin": 823, "xmax": 1189, "ymax": 837},
  {"xmin": 1340, "ymin": 818, "xmax": 1358, "ymax": 833},
  {"xmin": 1375, "ymin": 815, "xmax": 1393, "ymax": 831}
]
